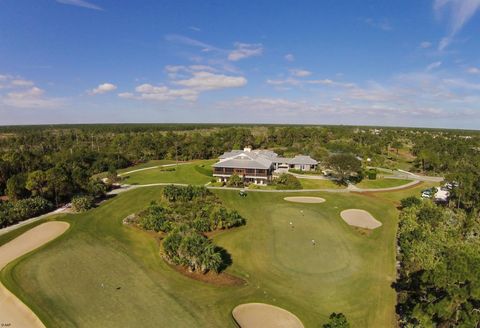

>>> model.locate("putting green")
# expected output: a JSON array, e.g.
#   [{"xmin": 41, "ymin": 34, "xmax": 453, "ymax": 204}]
[{"xmin": 271, "ymin": 206, "xmax": 353, "ymax": 274}]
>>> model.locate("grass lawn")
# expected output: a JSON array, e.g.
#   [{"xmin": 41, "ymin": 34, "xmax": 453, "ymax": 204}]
[
  {"xmin": 121, "ymin": 160, "xmax": 215, "ymax": 185},
  {"xmin": 299, "ymin": 178, "xmax": 345, "ymax": 189},
  {"xmin": 117, "ymin": 160, "xmax": 176, "ymax": 174},
  {"xmin": 0, "ymin": 184, "xmax": 406, "ymax": 327},
  {"xmin": 355, "ymin": 178, "xmax": 412, "ymax": 189}
]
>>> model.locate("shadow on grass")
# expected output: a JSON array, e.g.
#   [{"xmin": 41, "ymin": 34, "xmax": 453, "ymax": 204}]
[{"xmin": 216, "ymin": 246, "xmax": 233, "ymax": 272}]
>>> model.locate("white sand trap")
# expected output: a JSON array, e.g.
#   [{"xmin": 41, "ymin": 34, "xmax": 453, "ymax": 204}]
[
  {"xmin": 284, "ymin": 196, "xmax": 325, "ymax": 203},
  {"xmin": 0, "ymin": 221, "xmax": 70, "ymax": 328},
  {"xmin": 232, "ymin": 303, "xmax": 304, "ymax": 328},
  {"xmin": 340, "ymin": 209, "xmax": 382, "ymax": 229}
]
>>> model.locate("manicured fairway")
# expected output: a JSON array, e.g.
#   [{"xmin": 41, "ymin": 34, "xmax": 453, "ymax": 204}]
[
  {"xmin": 121, "ymin": 160, "xmax": 215, "ymax": 185},
  {"xmin": 354, "ymin": 178, "xmax": 412, "ymax": 189},
  {"xmin": 1, "ymin": 185, "xmax": 404, "ymax": 327}
]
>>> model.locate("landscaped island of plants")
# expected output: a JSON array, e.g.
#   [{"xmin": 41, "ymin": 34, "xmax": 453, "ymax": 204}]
[{"xmin": 128, "ymin": 185, "xmax": 246, "ymax": 275}]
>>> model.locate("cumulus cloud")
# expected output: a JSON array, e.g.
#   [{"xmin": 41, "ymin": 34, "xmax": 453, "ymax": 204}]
[
  {"xmin": 434, "ymin": 0, "xmax": 480, "ymax": 50},
  {"xmin": 2, "ymin": 87, "xmax": 63, "ymax": 109},
  {"xmin": 119, "ymin": 69, "xmax": 247, "ymax": 102},
  {"xmin": 90, "ymin": 83, "xmax": 117, "ymax": 95},
  {"xmin": 174, "ymin": 71, "xmax": 246, "ymax": 90},
  {"xmin": 0, "ymin": 74, "xmax": 63, "ymax": 109},
  {"xmin": 120, "ymin": 84, "xmax": 199, "ymax": 102},
  {"xmin": 284, "ymin": 54, "xmax": 295, "ymax": 62},
  {"xmin": 228, "ymin": 43, "xmax": 263, "ymax": 61},
  {"xmin": 56, "ymin": 0, "xmax": 103, "ymax": 11},
  {"xmin": 256, "ymin": 69, "xmax": 480, "ymax": 124}
]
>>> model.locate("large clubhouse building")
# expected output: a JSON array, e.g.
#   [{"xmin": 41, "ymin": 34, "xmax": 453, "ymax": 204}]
[{"xmin": 213, "ymin": 147, "xmax": 318, "ymax": 184}]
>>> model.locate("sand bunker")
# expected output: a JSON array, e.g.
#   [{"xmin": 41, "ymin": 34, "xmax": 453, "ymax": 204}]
[
  {"xmin": 340, "ymin": 209, "xmax": 382, "ymax": 229},
  {"xmin": 232, "ymin": 303, "xmax": 304, "ymax": 328},
  {"xmin": 0, "ymin": 221, "xmax": 70, "ymax": 328},
  {"xmin": 284, "ymin": 196, "xmax": 325, "ymax": 203}
]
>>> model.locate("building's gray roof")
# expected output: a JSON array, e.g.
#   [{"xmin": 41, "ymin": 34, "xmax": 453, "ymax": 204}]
[
  {"xmin": 214, "ymin": 152, "xmax": 273, "ymax": 169},
  {"xmin": 215, "ymin": 149, "xmax": 317, "ymax": 169},
  {"xmin": 288, "ymin": 155, "xmax": 318, "ymax": 165},
  {"xmin": 271, "ymin": 155, "xmax": 318, "ymax": 165}
]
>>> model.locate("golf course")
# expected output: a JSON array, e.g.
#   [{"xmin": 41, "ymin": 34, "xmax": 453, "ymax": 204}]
[{"xmin": 0, "ymin": 161, "xmax": 435, "ymax": 327}]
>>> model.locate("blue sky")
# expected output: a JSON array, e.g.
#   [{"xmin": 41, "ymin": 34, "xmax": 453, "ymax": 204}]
[{"xmin": 1, "ymin": 0, "xmax": 480, "ymax": 128}]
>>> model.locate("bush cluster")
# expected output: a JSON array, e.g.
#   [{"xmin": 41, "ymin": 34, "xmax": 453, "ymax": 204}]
[
  {"xmin": 273, "ymin": 173, "xmax": 302, "ymax": 190},
  {"xmin": 0, "ymin": 196, "xmax": 52, "ymax": 228},
  {"xmin": 135, "ymin": 185, "xmax": 245, "ymax": 273},
  {"xmin": 163, "ymin": 227, "xmax": 223, "ymax": 273},
  {"xmin": 71, "ymin": 195, "xmax": 95, "ymax": 212}
]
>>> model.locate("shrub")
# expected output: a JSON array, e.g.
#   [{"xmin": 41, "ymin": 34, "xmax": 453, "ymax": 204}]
[
  {"xmin": 274, "ymin": 173, "xmax": 302, "ymax": 190},
  {"xmin": 0, "ymin": 197, "xmax": 52, "ymax": 228},
  {"xmin": 323, "ymin": 312, "xmax": 350, "ymax": 328},
  {"xmin": 400, "ymin": 196, "xmax": 422, "ymax": 208},
  {"xmin": 227, "ymin": 174, "xmax": 243, "ymax": 187},
  {"xmin": 71, "ymin": 195, "xmax": 95, "ymax": 212},
  {"xmin": 138, "ymin": 202, "xmax": 172, "ymax": 232},
  {"xmin": 367, "ymin": 169, "xmax": 377, "ymax": 180}
]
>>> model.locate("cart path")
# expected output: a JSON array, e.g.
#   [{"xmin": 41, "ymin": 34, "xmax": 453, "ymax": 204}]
[{"xmin": 0, "ymin": 221, "xmax": 70, "ymax": 328}]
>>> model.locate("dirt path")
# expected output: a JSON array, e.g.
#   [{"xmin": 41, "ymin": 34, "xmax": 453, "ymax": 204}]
[{"xmin": 0, "ymin": 221, "xmax": 70, "ymax": 328}]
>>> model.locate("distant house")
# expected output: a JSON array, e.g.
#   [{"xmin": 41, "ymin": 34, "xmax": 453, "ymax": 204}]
[{"xmin": 213, "ymin": 147, "xmax": 318, "ymax": 184}]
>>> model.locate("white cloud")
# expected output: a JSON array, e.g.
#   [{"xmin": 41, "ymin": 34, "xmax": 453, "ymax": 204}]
[
  {"xmin": 2, "ymin": 87, "xmax": 63, "ymax": 109},
  {"xmin": 266, "ymin": 78, "xmax": 301, "ymax": 86},
  {"xmin": 120, "ymin": 84, "xmax": 199, "ymax": 102},
  {"xmin": 0, "ymin": 74, "xmax": 64, "ymax": 109},
  {"xmin": 120, "ymin": 70, "xmax": 247, "ymax": 103},
  {"xmin": 56, "ymin": 0, "xmax": 103, "ymax": 11},
  {"xmin": 290, "ymin": 69, "xmax": 312, "ymax": 77},
  {"xmin": 426, "ymin": 61, "xmax": 442, "ymax": 71},
  {"xmin": 11, "ymin": 79, "xmax": 34, "ymax": 87},
  {"xmin": 285, "ymin": 54, "xmax": 295, "ymax": 62},
  {"xmin": 466, "ymin": 66, "xmax": 480, "ymax": 74},
  {"xmin": 174, "ymin": 71, "xmax": 247, "ymax": 90},
  {"xmin": 420, "ymin": 41, "xmax": 433, "ymax": 48},
  {"xmin": 90, "ymin": 83, "xmax": 117, "ymax": 95},
  {"xmin": 228, "ymin": 43, "xmax": 263, "ymax": 61},
  {"xmin": 434, "ymin": 0, "xmax": 480, "ymax": 50}
]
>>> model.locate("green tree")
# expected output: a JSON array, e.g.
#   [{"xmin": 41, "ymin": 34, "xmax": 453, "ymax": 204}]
[
  {"xmin": 6, "ymin": 173, "xmax": 29, "ymax": 201},
  {"xmin": 26, "ymin": 170, "xmax": 49, "ymax": 197},
  {"xmin": 323, "ymin": 312, "xmax": 350, "ymax": 328},
  {"xmin": 325, "ymin": 154, "xmax": 362, "ymax": 183},
  {"xmin": 227, "ymin": 174, "xmax": 243, "ymax": 187}
]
